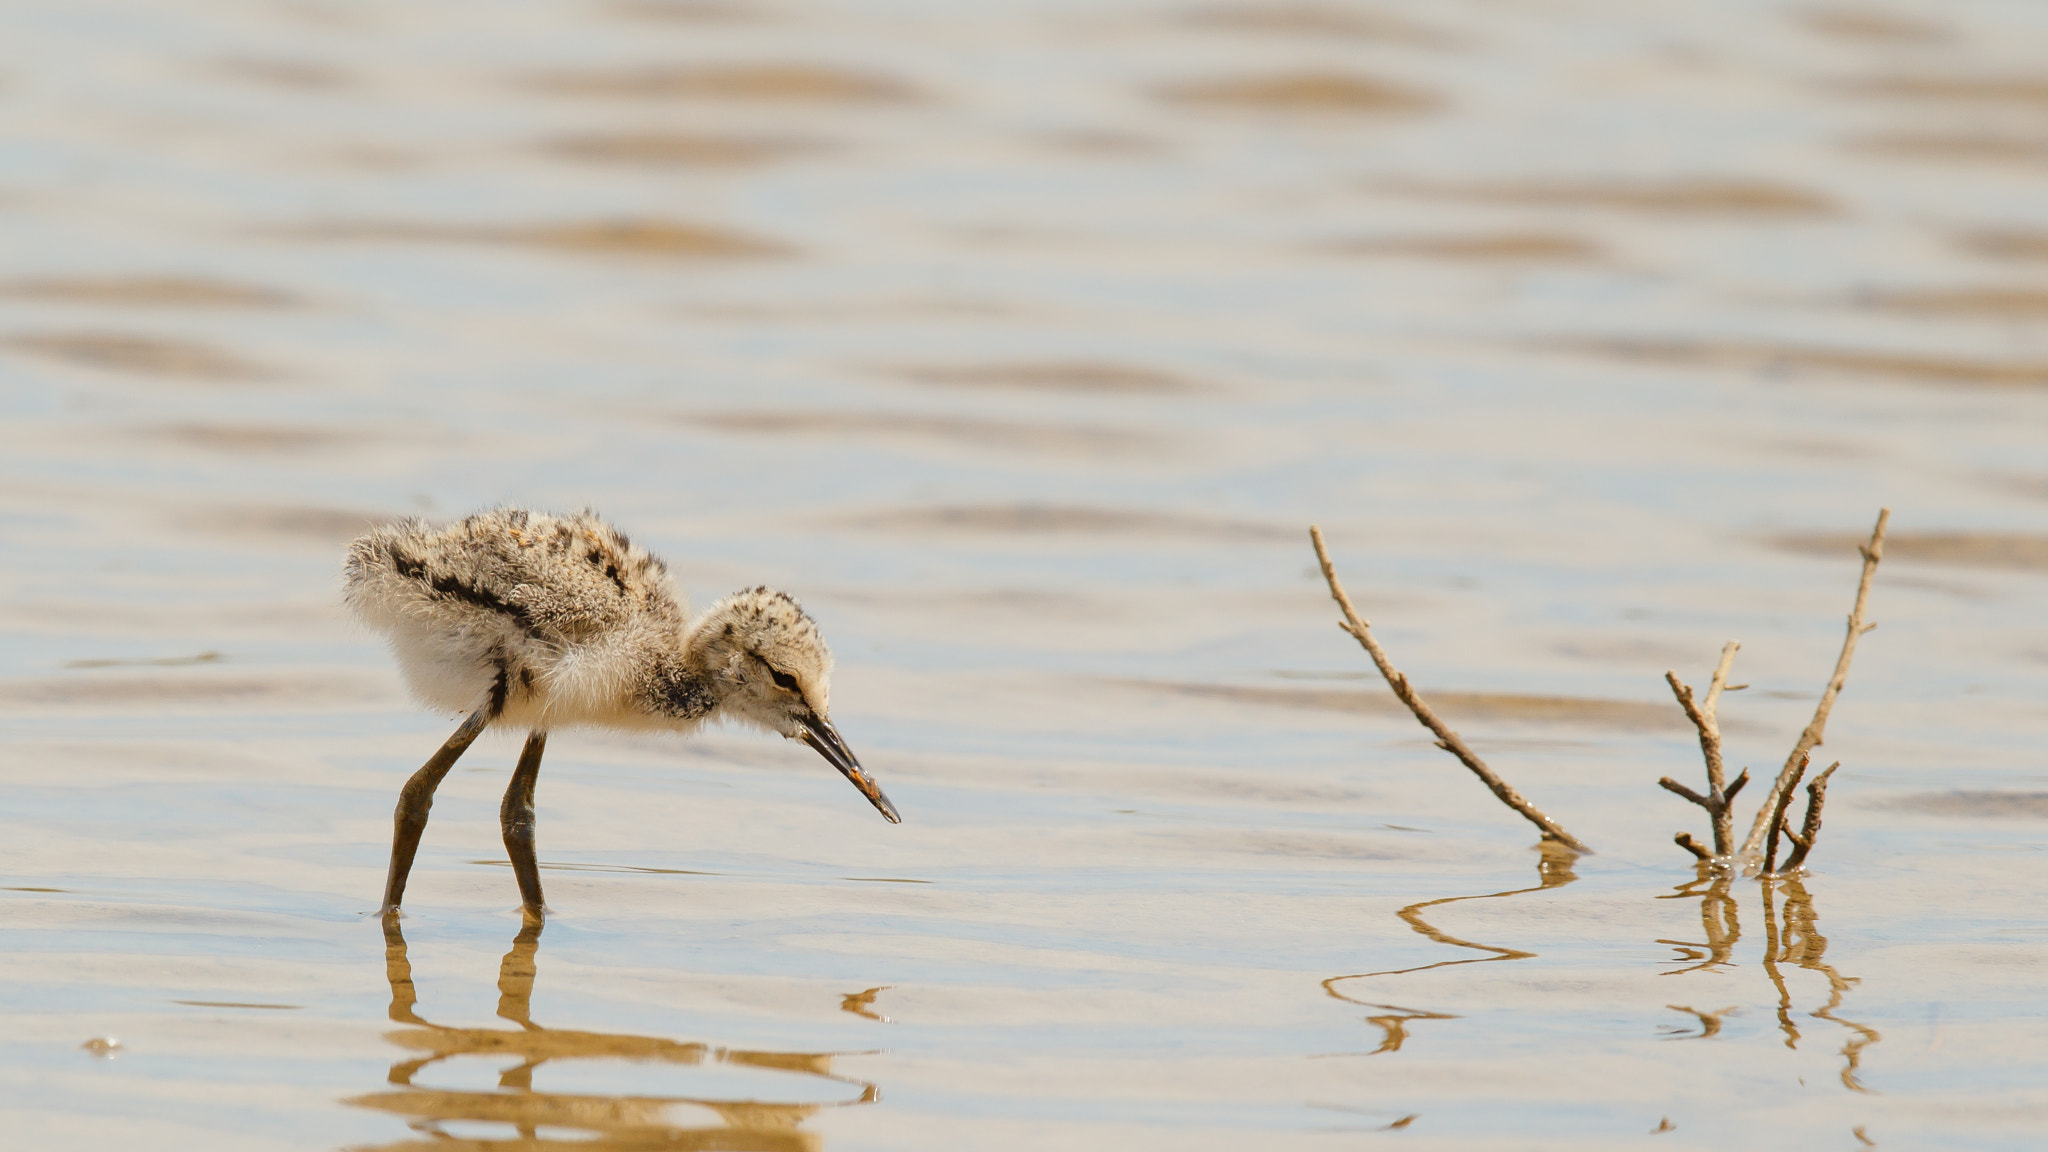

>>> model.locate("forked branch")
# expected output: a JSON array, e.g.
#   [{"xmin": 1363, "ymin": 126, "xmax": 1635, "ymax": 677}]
[
  {"xmin": 1309, "ymin": 525, "xmax": 1591, "ymax": 853},
  {"xmin": 1759, "ymin": 754, "xmax": 1810, "ymax": 876},
  {"xmin": 1737, "ymin": 508, "xmax": 1889, "ymax": 865},
  {"xmin": 1660, "ymin": 641, "xmax": 1750, "ymax": 858},
  {"xmin": 1777, "ymin": 762, "xmax": 1838, "ymax": 873}
]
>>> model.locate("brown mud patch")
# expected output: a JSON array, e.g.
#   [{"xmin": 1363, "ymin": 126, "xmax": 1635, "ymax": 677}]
[
  {"xmin": 1797, "ymin": 9, "xmax": 1950, "ymax": 44},
  {"xmin": 829, "ymin": 586, "xmax": 1108, "ymax": 620},
  {"xmin": 1875, "ymin": 792, "xmax": 2048, "ymax": 818},
  {"xmin": 1177, "ymin": 4, "xmax": 1458, "ymax": 47},
  {"xmin": 1992, "ymin": 474, "xmax": 2048, "ymax": 501},
  {"xmin": 840, "ymin": 504, "xmax": 1292, "ymax": 541},
  {"xmin": 0, "ymin": 671, "xmax": 388, "ymax": 711},
  {"xmin": 181, "ymin": 504, "xmax": 396, "ymax": 544},
  {"xmin": 1845, "ymin": 133, "xmax": 2048, "ymax": 166},
  {"xmin": 1854, "ymin": 287, "xmax": 2048, "ymax": 318},
  {"xmin": 3, "ymin": 331, "xmax": 277, "ymax": 382},
  {"xmin": 1957, "ymin": 231, "xmax": 2048, "ymax": 262},
  {"xmin": 1538, "ymin": 336, "xmax": 2048, "ymax": 389},
  {"xmin": 887, "ymin": 361, "xmax": 1202, "ymax": 395},
  {"xmin": 1123, "ymin": 680, "xmax": 1688, "ymax": 731},
  {"xmin": 1770, "ymin": 531, "xmax": 2048, "ymax": 571},
  {"xmin": 0, "ymin": 276, "xmax": 299, "ymax": 308},
  {"xmin": 66, "ymin": 652, "xmax": 223, "ymax": 670},
  {"xmin": 538, "ymin": 132, "xmax": 817, "ymax": 167},
  {"xmin": 689, "ymin": 410, "xmax": 1168, "ymax": 458},
  {"xmin": 149, "ymin": 424, "xmax": 372, "ymax": 453},
  {"xmin": 1837, "ymin": 75, "xmax": 2048, "ymax": 106},
  {"xmin": 1032, "ymin": 130, "xmax": 1168, "ymax": 156},
  {"xmin": 1325, "ymin": 232, "xmax": 1599, "ymax": 262},
  {"xmin": 1377, "ymin": 178, "xmax": 1834, "ymax": 215},
  {"xmin": 606, "ymin": 0, "xmax": 761, "ymax": 22},
  {"xmin": 1190, "ymin": 830, "xmax": 1419, "ymax": 861},
  {"xmin": 1156, "ymin": 72, "xmax": 1441, "ymax": 114},
  {"xmin": 525, "ymin": 63, "xmax": 917, "ymax": 102},
  {"xmin": 283, "ymin": 219, "xmax": 788, "ymax": 259},
  {"xmin": 213, "ymin": 57, "xmax": 352, "ymax": 90}
]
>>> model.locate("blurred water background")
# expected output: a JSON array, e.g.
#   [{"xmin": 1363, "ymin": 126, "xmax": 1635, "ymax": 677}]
[{"xmin": 2, "ymin": 1, "xmax": 2046, "ymax": 1148}]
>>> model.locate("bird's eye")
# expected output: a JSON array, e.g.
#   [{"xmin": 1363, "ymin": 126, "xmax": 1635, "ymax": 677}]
[{"xmin": 768, "ymin": 667, "xmax": 801, "ymax": 693}]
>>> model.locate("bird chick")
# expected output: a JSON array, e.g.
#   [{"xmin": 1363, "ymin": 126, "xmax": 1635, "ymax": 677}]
[{"xmin": 344, "ymin": 506, "xmax": 898, "ymax": 918}]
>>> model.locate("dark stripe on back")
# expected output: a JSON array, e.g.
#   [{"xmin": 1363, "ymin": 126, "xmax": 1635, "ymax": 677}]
[
  {"xmin": 386, "ymin": 541, "xmax": 541, "ymax": 635},
  {"xmin": 387, "ymin": 545, "xmax": 428, "ymax": 583}
]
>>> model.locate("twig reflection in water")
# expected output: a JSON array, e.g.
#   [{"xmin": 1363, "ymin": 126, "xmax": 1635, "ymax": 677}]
[
  {"xmin": 1657, "ymin": 872, "xmax": 1741, "ymax": 976},
  {"xmin": 1320, "ymin": 843, "xmax": 1578, "ymax": 1055},
  {"xmin": 1660, "ymin": 871, "xmax": 1880, "ymax": 1091},
  {"xmin": 1660, "ymin": 1004, "xmax": 1739, "ymax": 1040},
  {"xmin": 351, "ymin": 919, "xmax": 878, "ymax": 1150}
]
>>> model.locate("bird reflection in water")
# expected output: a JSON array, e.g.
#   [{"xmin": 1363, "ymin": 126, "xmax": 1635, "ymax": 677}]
[
  {"xmin": 352, "ymin": 918, "xmax": 878, "ymax": 1150},
  {"xmin": 1320, "ymin": 841, "xmax": 1579, "ymax": 1055},
  {"xmin": 1660, "ymin": 870, "xmax": 1881, "ymax": 1091}
]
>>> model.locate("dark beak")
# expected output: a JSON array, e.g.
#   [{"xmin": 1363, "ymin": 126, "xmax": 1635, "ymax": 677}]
[{"xmin": 799, "ymin": 712, "xmax": 901, "ymax": 824}]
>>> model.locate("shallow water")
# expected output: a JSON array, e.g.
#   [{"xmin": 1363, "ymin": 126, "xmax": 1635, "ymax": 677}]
[{"xmin": 2, "ymin": 1, "xmax": 2046, "ymax": 1148}]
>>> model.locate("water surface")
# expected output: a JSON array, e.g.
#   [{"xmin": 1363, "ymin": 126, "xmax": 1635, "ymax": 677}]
[{"xmin": 2, "ymin": 1, "xmax": 2046, "ymax": 1148}]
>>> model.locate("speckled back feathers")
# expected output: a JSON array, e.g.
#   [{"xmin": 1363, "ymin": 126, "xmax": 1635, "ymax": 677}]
[{"xmin": 343, "ymin": 507, "xmax": 835, "ymax": 736}]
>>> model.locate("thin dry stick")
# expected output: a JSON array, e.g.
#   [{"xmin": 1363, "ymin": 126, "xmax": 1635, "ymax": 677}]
[
  {"xmin": 1760, "ymin": 754, "xmax": 1810, "ymax": 876},
  {"xmin": 1660, "ymin": 641, "xmax": 1752, "ymax": 857},
  {"xmin": 1737, "ymin": 508, "xmax": 1889, "ymax": 864},
  {"xmin": 1778, "ymin": 761, "xmax": 1839, "ymax": 873},
  {"xmin": 1309, "ymin": 525, "xmax": 1591, "ymax": 853}
]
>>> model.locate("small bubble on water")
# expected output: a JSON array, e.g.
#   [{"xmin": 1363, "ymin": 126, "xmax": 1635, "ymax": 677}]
[{"xmin": 81, "ymin": 1036, "xmax": 122, "ymax": 1058}]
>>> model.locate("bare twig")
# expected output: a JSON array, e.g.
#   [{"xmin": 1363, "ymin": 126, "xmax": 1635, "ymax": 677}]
[
  {"xmin": 1659, "ymin": 777, "xmax": 1708, "ymax": 807},
  {"xmin": 1661, "ymin": 641, "xmax": 1749, "ymax": 857},
  {"xmin": 1760, "ymin": 754, "xmax": 1810, "ymax": 876},
  {"xmin": 1673, "ymin": 832, "xmax": 1712, "ymax": 861},
  {"xmin": 1778, "ymin": 762, "xmax": 1839, "ymax": 873},
  {"xmin": 1702, "ymin": 640, "xmax": 1740, "ymax": 718},
  {"xmin": 1309, "ymin": 525, "xmax": 1591, "ymax": 853},
  {"xmin": 1738, "ymin": 509, "xmax": 1888, "ymax": 864}
]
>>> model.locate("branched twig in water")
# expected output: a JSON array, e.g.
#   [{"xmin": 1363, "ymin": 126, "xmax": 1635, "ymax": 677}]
[
  {"xmin": 1309, "ymin": 525, "xmax": 1590, "ymax": 853},
  {"xmin": 1777, "ymin": 762, "xmax": 1839, "ymax": 874},
  {"xmin": 1760, "ymin": 754, "xmax": 1811, "ymax": 877},
  {"xmin": 1660, "ymin": 641, "xmax": 1752, "ymax": 858},
  {"xmin": 1736, "ymin": 508, "xmax": 1888, "ymax": 866}
]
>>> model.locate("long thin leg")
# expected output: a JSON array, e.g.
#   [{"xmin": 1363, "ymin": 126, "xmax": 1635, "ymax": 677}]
[
  {"xmin": 501, "ymin": 730, "xmax": 548, "ymax": 917},
  {"xmin": 382, "ymin": 706, "xmax": 491, "ymax": 915}
]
